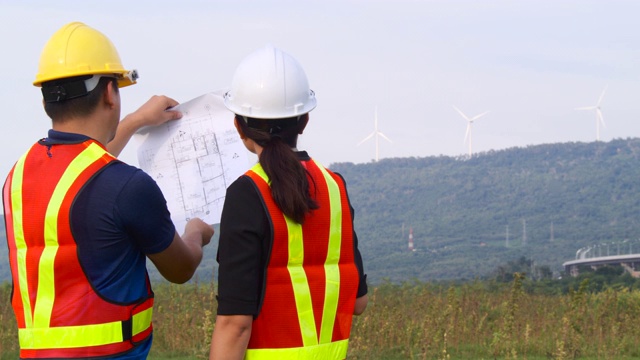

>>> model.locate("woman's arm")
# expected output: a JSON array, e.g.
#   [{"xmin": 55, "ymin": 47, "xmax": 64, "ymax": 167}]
[
  {"xmin": 354, "ymin": 294, "xmax": 368, "ymax": 315},
  {"xmin": 209, "ymin": 315, "xmax": 253, "ymax": 360}
]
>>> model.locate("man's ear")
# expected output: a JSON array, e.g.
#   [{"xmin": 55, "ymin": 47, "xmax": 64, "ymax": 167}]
[
  {"xmin": 234, "ymin": 117, "xmax": 246, "ymax": 139},
  {"xmin": 104, "ymin": 81, "xmax": 118, "ymax": 109},
  {"xmin": 298, "ymin": 114, "xmax": 309, "ymax": 134}
]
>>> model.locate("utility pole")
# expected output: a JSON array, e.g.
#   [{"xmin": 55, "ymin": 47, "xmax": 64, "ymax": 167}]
[
  {"xmin": 522, "ymin": 218, "xmax": 527, "ymax": 245},
  {"xmin": 408, "ymin": 227, "xmax": 414, "ymax": 252},
  {"xmin": 550, "ymin": 222, "xmax": 554, "ymax": 242},
  {"xmin": 505, "ymin": 225, "xmax": 510, "ymax": 248}
]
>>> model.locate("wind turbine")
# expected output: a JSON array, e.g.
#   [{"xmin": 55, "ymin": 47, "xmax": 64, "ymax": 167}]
[
  {"xmin": 453, "ymin": 106, "xmax": 489, "ymax": 157},
  {"xmin": 357, "ymin": 106, "xmax": 392, "ymax": 162},
  {"xmin": 575, "ymin": 85, "xmax": 607, "ymax": 141}
]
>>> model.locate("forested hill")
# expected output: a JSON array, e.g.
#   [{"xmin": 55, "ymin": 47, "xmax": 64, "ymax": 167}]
[
  {"xmin": 0, "ymin": 138, "xmax": 639, "ymax": 284},
  {"xmin": 329, "ymin": 138, "xmax": 640, "ymax": 283}
]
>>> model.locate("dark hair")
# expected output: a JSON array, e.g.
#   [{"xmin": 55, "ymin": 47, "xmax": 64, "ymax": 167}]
[
  {"xmin": 237, "ymin": 114, "xmax": 318, "ymax": 224},
  {"xmin": 43, "ymin": 76, "xmax": 118, "ymax": 122}
]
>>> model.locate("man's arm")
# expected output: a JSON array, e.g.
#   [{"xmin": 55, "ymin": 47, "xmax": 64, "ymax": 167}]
[
  {"xmin": 147, "ymin": 218, "xmax": 214, "ymax": 284},
  {"xmin": 108, "ymin": 95, "xmax": 182, "ymax": 157}
]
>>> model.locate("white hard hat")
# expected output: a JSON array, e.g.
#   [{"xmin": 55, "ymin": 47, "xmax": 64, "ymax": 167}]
[{"xmin": 224, "ymin": 44, "xmax": 317, "ymax": 119}]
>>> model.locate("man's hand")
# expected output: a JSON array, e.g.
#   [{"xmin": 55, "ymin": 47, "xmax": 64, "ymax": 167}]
[
  {"xmin": 147, "ymin": 218, "xmax": 215, "ymax": 284},
  {"xmin": 126, "ymin": 95, "xmax": 182, "ymax": 129},
  {"xmin": 107, "ymin": 95, "xmax": 182, "ymax": 157},
  {"xmin": 184, "ymin": 218, "xmax": 215, "ymax": 248}
]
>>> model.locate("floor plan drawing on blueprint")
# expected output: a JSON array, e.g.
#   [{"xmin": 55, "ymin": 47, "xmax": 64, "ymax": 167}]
[{"xmin": 135, "ymin": 92, "xmax": 254, "ymax": 230}]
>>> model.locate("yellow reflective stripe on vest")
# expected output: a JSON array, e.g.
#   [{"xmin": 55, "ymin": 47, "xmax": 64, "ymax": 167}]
[
  {"xmin": 315, "ymin": 162, "xmax": 342, "ymax": 344},
  {"xmin": 285, "ymin": 216, "xmax": 317, "ymax": 347},
  {"xmin": 10, "ymin": 152, "xmax": 32, "ymax": 327},
  {"xmin": 18, "ymin": 307, "xmax": 152, "ymax": 349},
  {"xmin": 20, "ymin": 320, "xmax": 123, "ymax": 349},
  {"xmin": 245, "ymin": 339, "xmax": 349, "ymax": 360},
  {"xmin": 35, "ymin": 142, "xmax": 107, "ymax": 329},
  {"xmin": 132, "ymin": 306, "xmax": 153, "ymax": 337},
  {"xmin": 250, "ymin": 161, "xmax": 344, "ymax": 349}
]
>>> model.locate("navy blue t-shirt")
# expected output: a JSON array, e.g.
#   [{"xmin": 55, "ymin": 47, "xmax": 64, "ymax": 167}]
[{"xmin": 43, "ymin": 130, "xmax": 176, "ymax": 359}]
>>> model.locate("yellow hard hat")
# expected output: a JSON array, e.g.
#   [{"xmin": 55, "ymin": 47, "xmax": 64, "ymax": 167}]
[{"xmin": 33, "ymin": 22, "xmax": 137, "ymax": 88}]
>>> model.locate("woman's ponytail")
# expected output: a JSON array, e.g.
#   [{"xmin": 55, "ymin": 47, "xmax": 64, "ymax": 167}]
[{"xmin": 237, "ymin": 115, "xmax": 318, "ymax": 224}]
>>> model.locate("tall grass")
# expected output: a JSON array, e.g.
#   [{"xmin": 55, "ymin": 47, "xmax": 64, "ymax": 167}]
[
  {"xmin": 0, "ymin": 283, "xmax": 18, "ymax": 360},
  {"xmin": 2, "ymin": 275, "xmax": 640, "ymax": 359}
]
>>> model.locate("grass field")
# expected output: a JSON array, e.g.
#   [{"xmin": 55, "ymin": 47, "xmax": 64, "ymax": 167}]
[{"xmin": 3, "ymin": 275, "xmax": 640, "ymax": 359}]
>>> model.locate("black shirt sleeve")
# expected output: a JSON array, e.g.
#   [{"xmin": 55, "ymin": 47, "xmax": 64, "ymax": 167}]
[
  {"xmin": 336, "ymin": 173, "xmax": 368, "ymax": 298},
  {"xmin": 216, "ymin": 176, "xmax": 269, "ymax": 316},
  {"xmin": 352, "ymin": 219, "xmax": 368, "ymax": 298}
]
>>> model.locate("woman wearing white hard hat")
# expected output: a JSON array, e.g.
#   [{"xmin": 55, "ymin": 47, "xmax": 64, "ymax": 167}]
[{"xmin": 210, "ymin": 45, "xmax": 368, "ymax": 360}]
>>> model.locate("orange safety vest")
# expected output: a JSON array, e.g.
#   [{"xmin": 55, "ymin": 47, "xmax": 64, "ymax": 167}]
[
  {"xmin": 3, "ymin": 139, "xmax": 154, "ymax": 359},
  {"xmin": 244, "ymin": 160, "xmax": 360, "ymax": 360}
]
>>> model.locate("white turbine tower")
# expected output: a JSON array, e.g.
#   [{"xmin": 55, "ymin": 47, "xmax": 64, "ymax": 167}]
[
  {"xmin": 575, "ymin": 85, "xmax": 607, "ymax": 141},
  {"xmin": 453, "ymin": 106, "xmax": 489, "ymax": 157},
  {"xmin": 357, "ymin": 106, "xmax": 392, "ymax": 162}
]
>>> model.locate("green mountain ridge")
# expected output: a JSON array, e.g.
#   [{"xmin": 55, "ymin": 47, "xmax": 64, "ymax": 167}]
[
  {"xmin": 331, "ymin": 138, "xmax": 640, "ymax": 283},
  {"xmin": 1, "ymin": 138, "xmax": 639, "ymax": 285}
]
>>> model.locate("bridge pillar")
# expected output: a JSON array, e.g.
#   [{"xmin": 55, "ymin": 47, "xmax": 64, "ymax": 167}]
[
  {"xmin": 569, "ymin": 265, "xmax": 579, "ymax": 277},
  {"xmin": 621, "ymin": 262, "xmax": 640, "ymax": 278}
]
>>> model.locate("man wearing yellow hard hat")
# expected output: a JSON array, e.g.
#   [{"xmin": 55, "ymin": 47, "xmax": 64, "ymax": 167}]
[{"xmin": 2, "ymin": 22, "xmax": 214, "ymax": 359}]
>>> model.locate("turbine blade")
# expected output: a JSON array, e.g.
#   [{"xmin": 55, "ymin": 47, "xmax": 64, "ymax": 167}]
[
  {"xmin": 378, "ymin": 132, "xmax": 393, "ymax": 143},
  {"xmin": 575, "ymin": 106, "xmax": 596, "ymax": 111},
  {"xmin": 470, "ymin": 111, "xmax": 490, "ymax": 121},
  {"xmin": 597, "ymin": 85, "xmax": 608, "ymax": 105},
  {"xmin": 597, "ymin": 109, "xmax": 606, "ymax": 128},
  {"xmin": 357, "ymin": 132, "xmax": 374, "ymax": 146},
  {"xmin": 453, "ymin": 106, "xmax": 470, "ymax": 121},
  {"xmin": 374, "ymin": 107, "xmax": 378, "ymax": 131}
]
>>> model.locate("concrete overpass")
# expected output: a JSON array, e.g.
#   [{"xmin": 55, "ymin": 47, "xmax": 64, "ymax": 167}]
[{"xmin": 563, "ymin": 254, "xmax": 640, "ymax": 277}]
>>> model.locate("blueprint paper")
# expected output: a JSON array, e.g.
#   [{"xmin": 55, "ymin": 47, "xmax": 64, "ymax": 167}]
[{"xmin": 135, "ymin": 91, "xmax": 254, "ymax": 229}]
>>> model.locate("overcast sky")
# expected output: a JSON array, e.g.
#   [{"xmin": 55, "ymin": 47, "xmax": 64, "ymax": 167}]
[{"xmin": 1, "ymin": 0, "xmax": 639, "ymax": 180}]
